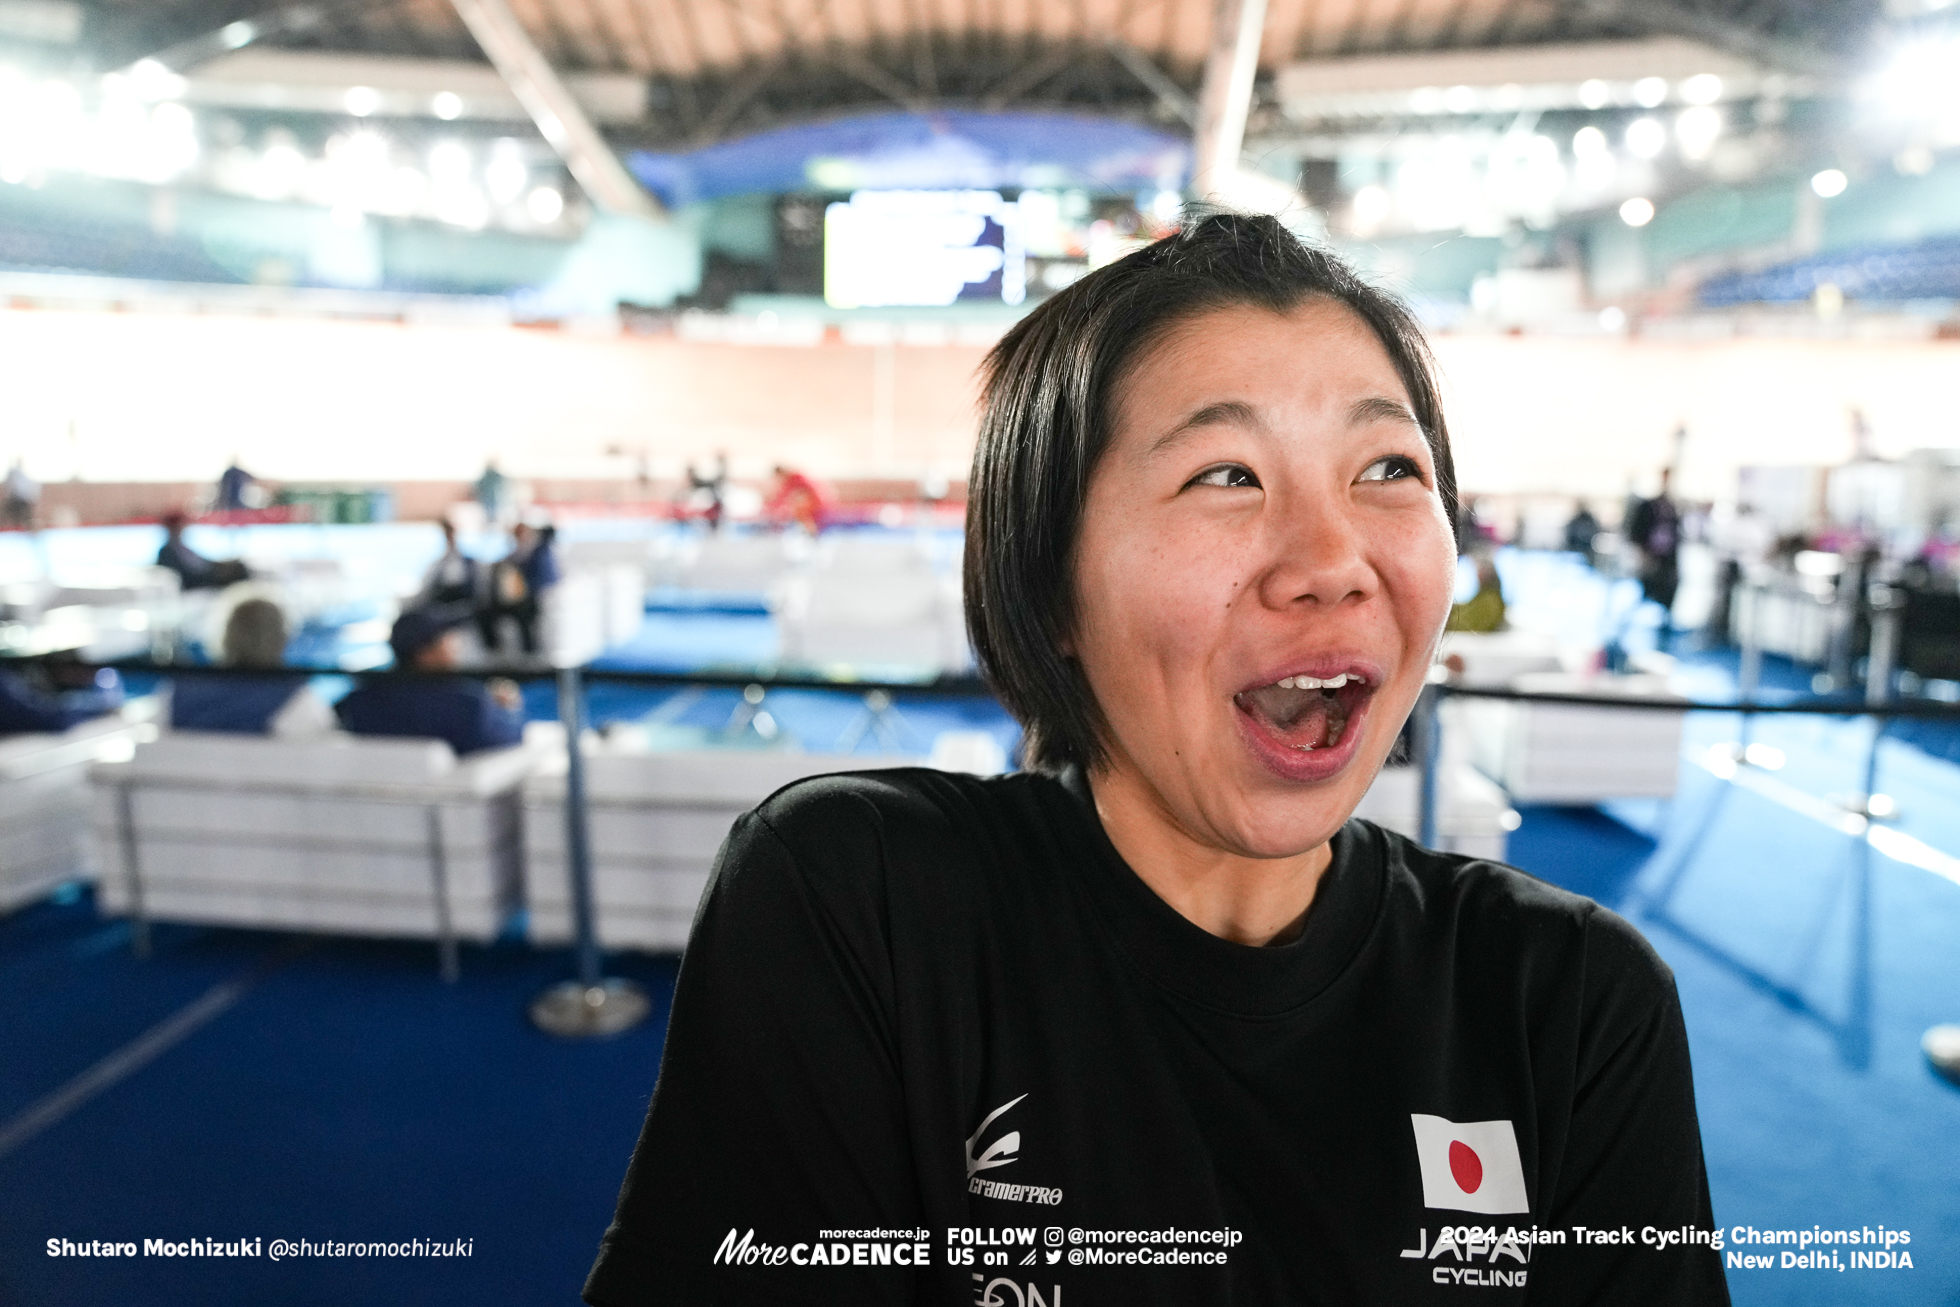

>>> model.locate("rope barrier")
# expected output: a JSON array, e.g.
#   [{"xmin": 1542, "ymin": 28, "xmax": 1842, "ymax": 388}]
[{"xmin": 15, "ymin": 649, "xmax": 1960, "ymax": 1047}]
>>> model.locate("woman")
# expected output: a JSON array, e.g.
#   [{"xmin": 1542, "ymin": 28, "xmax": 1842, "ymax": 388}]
[{"xmin": 585, "ymin": 215, "xmax": 1726, "ymax": 1304}]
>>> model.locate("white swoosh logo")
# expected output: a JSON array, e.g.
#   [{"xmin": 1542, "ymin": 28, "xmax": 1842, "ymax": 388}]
[{"xmin": 965, "ymin": 1094, "xmax": 1028, "ymax": 1178}]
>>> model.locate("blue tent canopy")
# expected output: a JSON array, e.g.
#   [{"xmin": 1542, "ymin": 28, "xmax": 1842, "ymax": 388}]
[{"xmin": 627, "ymin": 110, "xmax": 1191, "ymax": 208}]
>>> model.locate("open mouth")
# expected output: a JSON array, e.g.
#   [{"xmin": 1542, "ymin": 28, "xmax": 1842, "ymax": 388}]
[{"xmin": 1232, "ymin": 671, "xmax": 1374, "ymax": 753}]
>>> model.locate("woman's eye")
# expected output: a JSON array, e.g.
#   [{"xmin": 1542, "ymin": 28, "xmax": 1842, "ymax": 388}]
[
  {"xmin": 1358, "ymin": 455, "xmax": 1422, "ymax": 484},
  {"xmin": 1189, "ymin": 463, "xmax": 1260, "ymax": 489}
]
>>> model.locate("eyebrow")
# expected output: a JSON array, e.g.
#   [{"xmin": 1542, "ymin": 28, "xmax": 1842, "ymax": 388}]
[
  {"xmin": 1146, "ymin": 400, "xmax": 1260, "ymax": 455},
  {"xmin": 1148, "ymin": 394, "xmax": 1423, "ymax": 456},
  {"xmin": 1349, "ymin": 395, "xmax": 1424, "ymax": 431}
]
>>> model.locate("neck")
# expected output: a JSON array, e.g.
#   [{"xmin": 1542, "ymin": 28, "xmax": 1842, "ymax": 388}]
[{"xmin": 1087, "ymin": 759, "xmax": 1333, "ymax": 948}]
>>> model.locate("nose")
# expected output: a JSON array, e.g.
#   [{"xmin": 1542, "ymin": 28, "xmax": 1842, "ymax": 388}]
[{"xmin": 1254, "ymin": 492, "xmax": 1377, "ymax": 611}]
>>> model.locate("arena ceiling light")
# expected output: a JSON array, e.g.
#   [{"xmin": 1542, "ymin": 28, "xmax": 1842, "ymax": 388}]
[
  {"xmin": 126, "ymin": 58, "xmax": 187, "ymax": 102},
  {"xmin": 172, "ymin": 50, "xmax": 646, "ymax": 125},
  {"xmin": 485, "ymin": 138, "xmax": 528, "ymax": 204},
  {"xmin": 1625, "ymin": 116, "xmax": 1668, "ymax": 158},
  {"xmin": 1275, "ymin": 37, "xmax": 1785, "ymax": 121},
  {"xmin": 1680, "ymin": 73, "xmax": 1725, "ymax": 105},
  {"xmin": 526, "ymin": 185, "xmax": 563, "ymax": 222},
  {"xmin": 249, "ymin": 135, "xmax": 307, "ymax": 199},
  {"xmin": 1674, "ymin": 105, "xmax": 1723, "ymax": 159},
  {"xmin": 1868, "ymin": 35, "xmax": 1960, "ymax": 122},
  {"xmin": 1570, "ymin": 123, "xmax": 1616, "ymax": 190},
  {"xmin": 1349, "ymin": 182, "xmax": 1391, "ymax": 233},
  {"xmin": 0, "ymin": 60, "xmax": 206, "ymax": 187}
]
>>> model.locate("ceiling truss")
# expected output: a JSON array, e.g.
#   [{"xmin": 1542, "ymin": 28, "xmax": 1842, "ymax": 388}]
[{"xmin": 84, "ymin": 0, "xmax": 1872, "ymax": 147}]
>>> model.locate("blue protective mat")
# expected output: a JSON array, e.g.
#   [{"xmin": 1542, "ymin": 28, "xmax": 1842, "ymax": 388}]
[
  {"xmin": 1550, "ymin": 775, "xmax": 1960, "ymax": 1305},
  {"xmin": 0, "ymin": 902, "xmax": 677, "ymax": 1307}
]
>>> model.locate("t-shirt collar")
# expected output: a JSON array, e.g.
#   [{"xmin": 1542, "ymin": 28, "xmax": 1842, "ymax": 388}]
[{"xmin": 1053, "ymin": 764, "xmax": 1385, "ymax": 1019}]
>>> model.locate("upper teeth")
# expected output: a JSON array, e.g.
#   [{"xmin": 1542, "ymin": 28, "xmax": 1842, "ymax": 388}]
[{"xmin": 1276, "ymin": 673, "xmax": 1355, "ymax": 690}]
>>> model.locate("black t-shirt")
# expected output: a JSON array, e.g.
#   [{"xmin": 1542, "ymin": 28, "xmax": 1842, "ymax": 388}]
[{"xmin": 586, "ymin": 767, "xmax": 1728, "ymax": 1305}]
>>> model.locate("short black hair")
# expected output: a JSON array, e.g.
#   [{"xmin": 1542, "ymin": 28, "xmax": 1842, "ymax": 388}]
[{"xmin": 963, "ymin": 210, "xmax": 1458, "ymax": 774}]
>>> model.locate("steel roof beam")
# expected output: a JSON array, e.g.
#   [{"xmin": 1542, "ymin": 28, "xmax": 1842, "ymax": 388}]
[
  {"xmin": 1108, "ymin": 37, "xmax": 1198, "ymax": 125},
  {"xmin": 1191, "ymin": 0, "xmax": 1267, "ymax": 195},
  {"xmin": 448, "ymin": 0, "xmax": 662, "ymax": 217}
]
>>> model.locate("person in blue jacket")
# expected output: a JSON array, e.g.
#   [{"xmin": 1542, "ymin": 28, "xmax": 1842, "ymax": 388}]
[
  {"xmin": 481, "ymin": 521, "xmax": 560, "ymax": 657},
  {"xmin": 0, "ymin": 664, "xmax": 121, "ymax": 735},
  {"xmin": 155, "ymin": 512, "xmax": 249, "ymax": 591},
  {"xmin": 216, "ymin": 457, "xmax": 257, "ymax": 513},
  {"xmin": 335, "ymin": 605, "xmax": 525, "ymax": 757},
  {"xmin": 169, "ymin": 597, "xmax": 336, "ymax": 737}
]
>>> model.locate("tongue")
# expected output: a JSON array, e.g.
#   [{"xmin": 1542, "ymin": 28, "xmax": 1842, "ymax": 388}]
[{"xmin": 1238, "ymin": 685, "xmax": 1343, "ymax": 750}]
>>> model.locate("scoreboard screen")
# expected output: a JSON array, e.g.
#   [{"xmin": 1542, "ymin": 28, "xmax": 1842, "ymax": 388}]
[{"xmin": 823, "ymin": 190, "xmax": 1025, "ymax": 310}]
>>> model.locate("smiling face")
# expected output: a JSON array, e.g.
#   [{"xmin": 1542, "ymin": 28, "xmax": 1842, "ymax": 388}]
[{"xmin": 1070, "ymin": 297, "xmax": 1457, "ymax": 860}]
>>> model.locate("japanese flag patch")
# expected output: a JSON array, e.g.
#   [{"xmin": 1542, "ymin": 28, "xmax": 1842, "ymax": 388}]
[{"xmin": 1409, "ymin": 1114, "xmax": 1530, "ymax": 1215}]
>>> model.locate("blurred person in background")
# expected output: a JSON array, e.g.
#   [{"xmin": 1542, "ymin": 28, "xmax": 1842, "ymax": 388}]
[
  {"xmin": 169, "ymin": 595, "xmax": 336, "ymax": 737},
  {"xmin": 474, "ymin": 459, "xmax": 510, "ymax": 527},
  {"xmin": 687, "ymin": 452, "xmax": 729, "ymax": 531},
  {"xmin": 1455, "ymin": 493, "xmax": 1503, "ymax": 549},
  {"xmin": 0, "ymin": 661, "xmax": 120, "ymax": 734},
  {"xmin": 419, "ymin": 519, "xmax": 483, "ymax": 608},
  {"xmin": 155, "ymin": 512, "xmax": 248, "ymax": 591},
  {"xmin": 765, "ymin": 463, "xmax": 830, "ymax": 535},
  {"xmin": 4, "ymin": 457, "xmax": 38, "ymax": 529},
  {"xmin": 521, "ymin": 522, "xmax": 561, "ymax": 617},
  {"xmin": 1911, "ymin": 516, "xmax": 1960, "ymax": 584},
  {"xmin": 215, "ymin": 456, "xmax": 257, "ymax": 513},
  {"xmin": 1446, "ymin": 553, "xmax": 1507, "ymax": 632},
  {"xmin": 1627, "ymin": 468, "xmax": 1682, "ymax": 640},
  {"xmin": 479, "ymin": 521, "xmax": 559, "ymax": 658},
  {"xmin": 1562, "ymin": 498, "xmax": 1601, "ymax": 566},
  {"xmin": 336, "ymin": 606, "xmax": 523, "ymax": 756}
]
